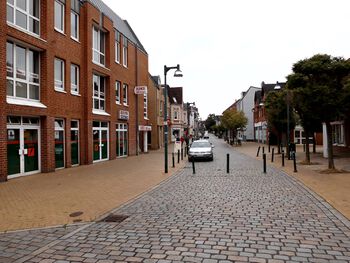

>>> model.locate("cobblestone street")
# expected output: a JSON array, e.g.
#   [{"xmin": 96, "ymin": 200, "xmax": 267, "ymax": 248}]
[{"xmin": 1, "ymin": 136, "xmax": 349, "ymax": 263}]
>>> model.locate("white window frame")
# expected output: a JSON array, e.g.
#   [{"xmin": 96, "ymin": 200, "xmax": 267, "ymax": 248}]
[
  {"xmin": 92, "ymin": 26, "xmax": 105, "ymax": 66},
  {"xmin": 70, "ymin": 120, "xmax": 80, "ymax": 166},
  {"xmin": 122, "ymin": 36, "xmax": 128, "ymax": 67},
  {"xmin": 116, "ymin": 81, "xmax": 121, "ymax": 104},
  {"xmin": 93, "ymin": 74, "xmax": 105, "ymax": 112},
  {"xmin": 122, "ymin": 84, "xmax": 128, "ymax": 106},
  {"xmin": 6, "ymin": 41, "xmax": 40, "ymax": 101},
  {"xmin": 70, "ymin": 10, "xmax": 79, "ymax": 41},
  {"xmin": 54, "ymin": 0, "xmax": 65, "ymax": 33},
  {"xmin": 159, "ymin": 102, "xmax": 163, "ymax": 116},
  {"xmin": 143, "ymin": 92, "xmax": 148, "ymax": 119},
  {"xmin": 54, "ymin": 58, "xmax": 65, "ymax": 92},
  {"xmin": 6, "ymin": 0, "xmax": 40, "ymax": 36},
  {"xmin": 70, "ymin": 64, "xmax": 79, "ymax": 95},
  {"xmin": 115, "ymin": 31, "xmax": 120, "ymax": 64},
  {"xmin": 116, "ymin": 123, "xmax": 128, "ymax": 158},
  {"xmin": 54, "ymin": 119, "xmax": 65, "ymax": 169},
  {"xmin": 174, "ymin": 110, "xmax": 179, "ymax": 120}
]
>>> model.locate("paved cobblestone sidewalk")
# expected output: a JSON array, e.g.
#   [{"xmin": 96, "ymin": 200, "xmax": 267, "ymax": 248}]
[{"xmin": 0, "ymin": 136, "xmax": 349, "ymax": 262}]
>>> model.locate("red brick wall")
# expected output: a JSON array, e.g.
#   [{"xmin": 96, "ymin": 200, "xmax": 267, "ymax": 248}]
[
  {"xmin": 0, "ymin": 0, "xmax": 7, "ymax": 181},
  {"xmin": 0, "ymin": 0, "xmax": 149, "ymax": 180}
]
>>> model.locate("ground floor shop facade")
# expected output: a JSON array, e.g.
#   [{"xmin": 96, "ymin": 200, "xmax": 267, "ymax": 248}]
[{"xmin": 1, "ymin": 114, "xmax": 138, "ymax": 181}]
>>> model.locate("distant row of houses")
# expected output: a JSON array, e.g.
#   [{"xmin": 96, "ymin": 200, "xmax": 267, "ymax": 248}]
[{"xmin": 221, "ymin": 81, "xmax": 349, "ymax": 156}]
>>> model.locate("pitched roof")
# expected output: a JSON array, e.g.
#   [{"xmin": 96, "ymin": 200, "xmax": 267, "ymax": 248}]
[
  {"xmin": 87, "ymin": 0, "xmax": 147, "ymax": 54},
  {"xmin": 168, "ymin": 87, "xmax": 183, "ymax": 105},
  {"xmin": 261, "ymin": 81, "xmax": 286, "ymax": 98}
]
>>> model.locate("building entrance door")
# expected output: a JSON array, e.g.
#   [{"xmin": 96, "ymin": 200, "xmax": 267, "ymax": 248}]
[
  {"xmin": 7, "ymin": 119, "xmax": 40, "ymax": 178},
  {"xmin": 93, "ymin": 121, "xmax": 109, "ymax": 162}
]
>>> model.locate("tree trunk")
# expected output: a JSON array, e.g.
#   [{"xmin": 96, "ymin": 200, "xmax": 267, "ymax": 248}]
[
  {"xmin": 304, "ymin": 128, "xmax": 311, "ymax": 164},
  {"xmin": 325, "ymin": 121, "xmax": 335, "ymax": 170},
  {"xmin": 277, "ymin": 132, "xmax": 281, "ymax": 154}
]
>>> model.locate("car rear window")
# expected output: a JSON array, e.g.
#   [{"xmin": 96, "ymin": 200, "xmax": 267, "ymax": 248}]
[{"xmin": 191, "ymin": 141, "xmax": 211, "ymax": 148}]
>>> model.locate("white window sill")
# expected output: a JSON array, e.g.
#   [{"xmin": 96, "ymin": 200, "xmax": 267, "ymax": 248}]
[
  {"xmin": 7, "ymin": 23, "xmax": 46, "ymax": 42},
  {"xmin": 55, "ymin": 89, "xmax": 67, "ymax": 94},
  {"xmin": 92, "ymin": 61, "xmax": 110, "ymax": 71},
  {"xmin": 123, "ymin": 103, "xmax": 129, "ymax": 107},
  {"xmin": 115, "ymin": 60, "xmax": 120, "ymax": 64},
  {"xmin": 92, "ymin": 109, "xmax": 110, "ymax": 116},
  {"xmin": 144, "ymin": 117, "xmax": 149, "ymax": 120},
  {"xmin": 71, "ymin": 37, "xmax": 80, "ymax": 43},
  {"xmin": 7, "ymin": 97, "xmax": 47, "ymax": 108},
  {"xmin": 54, "ymin": 28, "xmax": 65, "ymax": 35},
  {"xmin": 123, "ymin": 64, "xmax": 128, "ymax": 68},
  {"xmin": 71, "ymin": 92, "xmax": 81, "ymax": 97},
  {"xmin": 116, "ymin": 101, "xmax": 121, "ymax": 105}
]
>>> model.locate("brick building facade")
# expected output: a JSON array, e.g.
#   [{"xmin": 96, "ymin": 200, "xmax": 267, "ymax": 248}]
[{"xmin": 1, "ymin": 0, "xmax": 148, "ymax": 181}]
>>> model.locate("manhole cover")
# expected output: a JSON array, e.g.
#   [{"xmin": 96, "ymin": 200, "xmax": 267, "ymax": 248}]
[
  {"xmin": 100, "ymin": 214, "xmax": 129, "ymax": 223},
  {"xmin": 69, "ymin": 211, "xmax": 83, "ymax": 217}
]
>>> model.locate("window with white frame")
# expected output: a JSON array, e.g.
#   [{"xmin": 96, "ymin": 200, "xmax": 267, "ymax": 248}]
[
  {"xmin": 93, "ymin": 74, "xmax": 105, "ymax": 111},
  {"xmin": 70, "ymin": 64, "xmax": 79, "ymax": 94},
  {"xmin": 115, "ymin": 31, "xmax": 120, "ymax": 63},
  {"xmin": 54, "ymin": 0, "xmax": 65, "ymax": 33},
  {"xmin": 92, "ymin": 26, "xmax": 105, "ymax": 66},
  {"xmin": 6, "ymin": 41, "xmax": 40, "ymax": 100},
  {"xmin": 116, "ymin": 81, "xmax": 121, "ymax": 104},
  {"xmin": 159, "ymin": 102, "xmax": 163, "ymax": 116},
  {"xmin": 54, "ymin": 58, "xmax": 64, "ymax": 91},
  {"xmin": 122, "ymin": 84, "xmax": 128, "ymax": 105},
  {"xmin": 122, "ymin": 36, "xmax": 128, "ymax": 67},
  {"xmin": 174, "ymin": 110, "xmax": 179, "ymax": 120},
  {"xmin": 143, "ymin": 93, "xmax": 148, "ymax": 119},
  {"xmin": 7, "ymin": 0, "xmax": 40, "ymax": 35},
  {"xmin": 70, "ymin": 11, "xmax": 79, "ymax": 40},
  {"xmin": 332, "ymin": 122, "xmax": 344, "ymax": 145}
]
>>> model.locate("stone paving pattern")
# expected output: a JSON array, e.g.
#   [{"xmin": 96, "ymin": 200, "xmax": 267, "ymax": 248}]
[{"xmin": 0, "ymin": 137, "xmax": 349, "ymax": 262}]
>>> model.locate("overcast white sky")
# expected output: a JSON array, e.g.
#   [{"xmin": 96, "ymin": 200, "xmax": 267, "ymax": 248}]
[{"xmin": 103, "ymin": 0, "xmax": 350, "ymax": 119}]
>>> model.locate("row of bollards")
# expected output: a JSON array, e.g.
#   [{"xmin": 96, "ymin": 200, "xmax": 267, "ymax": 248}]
[
  {"xmin": 172, "ymin": 147, "xmax": 187, "ymax": 169},
  {"xmin": 258, "ymin": 146, "xmax": 297, "ymax": 173},
  {"xmin": 190, "ymin": 153, "xmax": 231, "ymax": 175}
]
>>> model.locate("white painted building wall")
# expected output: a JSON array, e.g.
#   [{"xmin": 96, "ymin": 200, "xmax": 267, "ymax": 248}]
[{"xmin": 239, "ymin": 87, "xmax": 261, "ymax": 141}]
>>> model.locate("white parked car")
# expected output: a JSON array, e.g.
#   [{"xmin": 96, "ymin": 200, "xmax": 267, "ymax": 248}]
[{"xmin": 188, "ymin": 140, "xmax": 214, "ymax": 161}]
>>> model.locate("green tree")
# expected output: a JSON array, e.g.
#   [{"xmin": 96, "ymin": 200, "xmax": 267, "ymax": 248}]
[
  {"xmin": 287, "ymin": 54, "xmax": 350, "ymax": 170},
  {"xmin": 287, "ymin": 74, "xmax": 322, "ymax": 164},
  {"xmin": 221, "ymin": 110, "xmax": 248, "ymax": 143},
  {"xmin": 205, "ymin": 114, "xmax": 216, "ymax": 132},
  {"xmin": 264, "ymin": 89, "xmax": 296, "ymax": 149}
]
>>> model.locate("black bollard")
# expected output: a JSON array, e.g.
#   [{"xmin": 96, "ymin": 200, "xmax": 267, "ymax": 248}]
[
  {"xmin": 181, "ymin": 148, "xmax": 183, "ymax": 160},
  {"xmin": 262, "ymin": 146, "xmax": 265, "ymax": 155},
  {"xmin": 184, "ymin": 147, "xmax": 187, "ymax": 157},
  {"xmin": 263, "ymin": 153, "xmax": 266, "ymax": 173},
  {"xmin": 271, "ymin": 148, "xmax": 275, "ymax": 163},
  {"xmin": 172, "ymin": 152, "xmax": 175, "ymax": 168},
  {"xmin": 293, "ymin": 152, "xmax": 297, "ymax": 172},
  {"xmin": 268, "ymin": 144, "xmax": 271, "ymax": 153},
  {"xmin": 256, "ymin": 146, "xmax": 261, "ymax": 157},
  {"xmin": 177, "ymin": 150, "xmax": 180, "ymax": 163},
  {"xmin": 226, "ymin": 153, "xmax": 230, "ymax": 174},
  {"xmin": 192, "ymin": 159, "xmax": 195, "ymax": 174},
  {"xmin": 282, "ymin": 150, "xmax": 285, "ymax": 167}
]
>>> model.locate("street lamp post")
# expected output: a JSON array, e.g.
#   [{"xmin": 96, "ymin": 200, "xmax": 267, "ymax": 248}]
[
  {"xmin": 164, "ymin": 64, "xmax": 183, "ymax": 173},
  {"xmin": 274, "ymin": 83, "xmax": 290, "ymax": 158}
]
